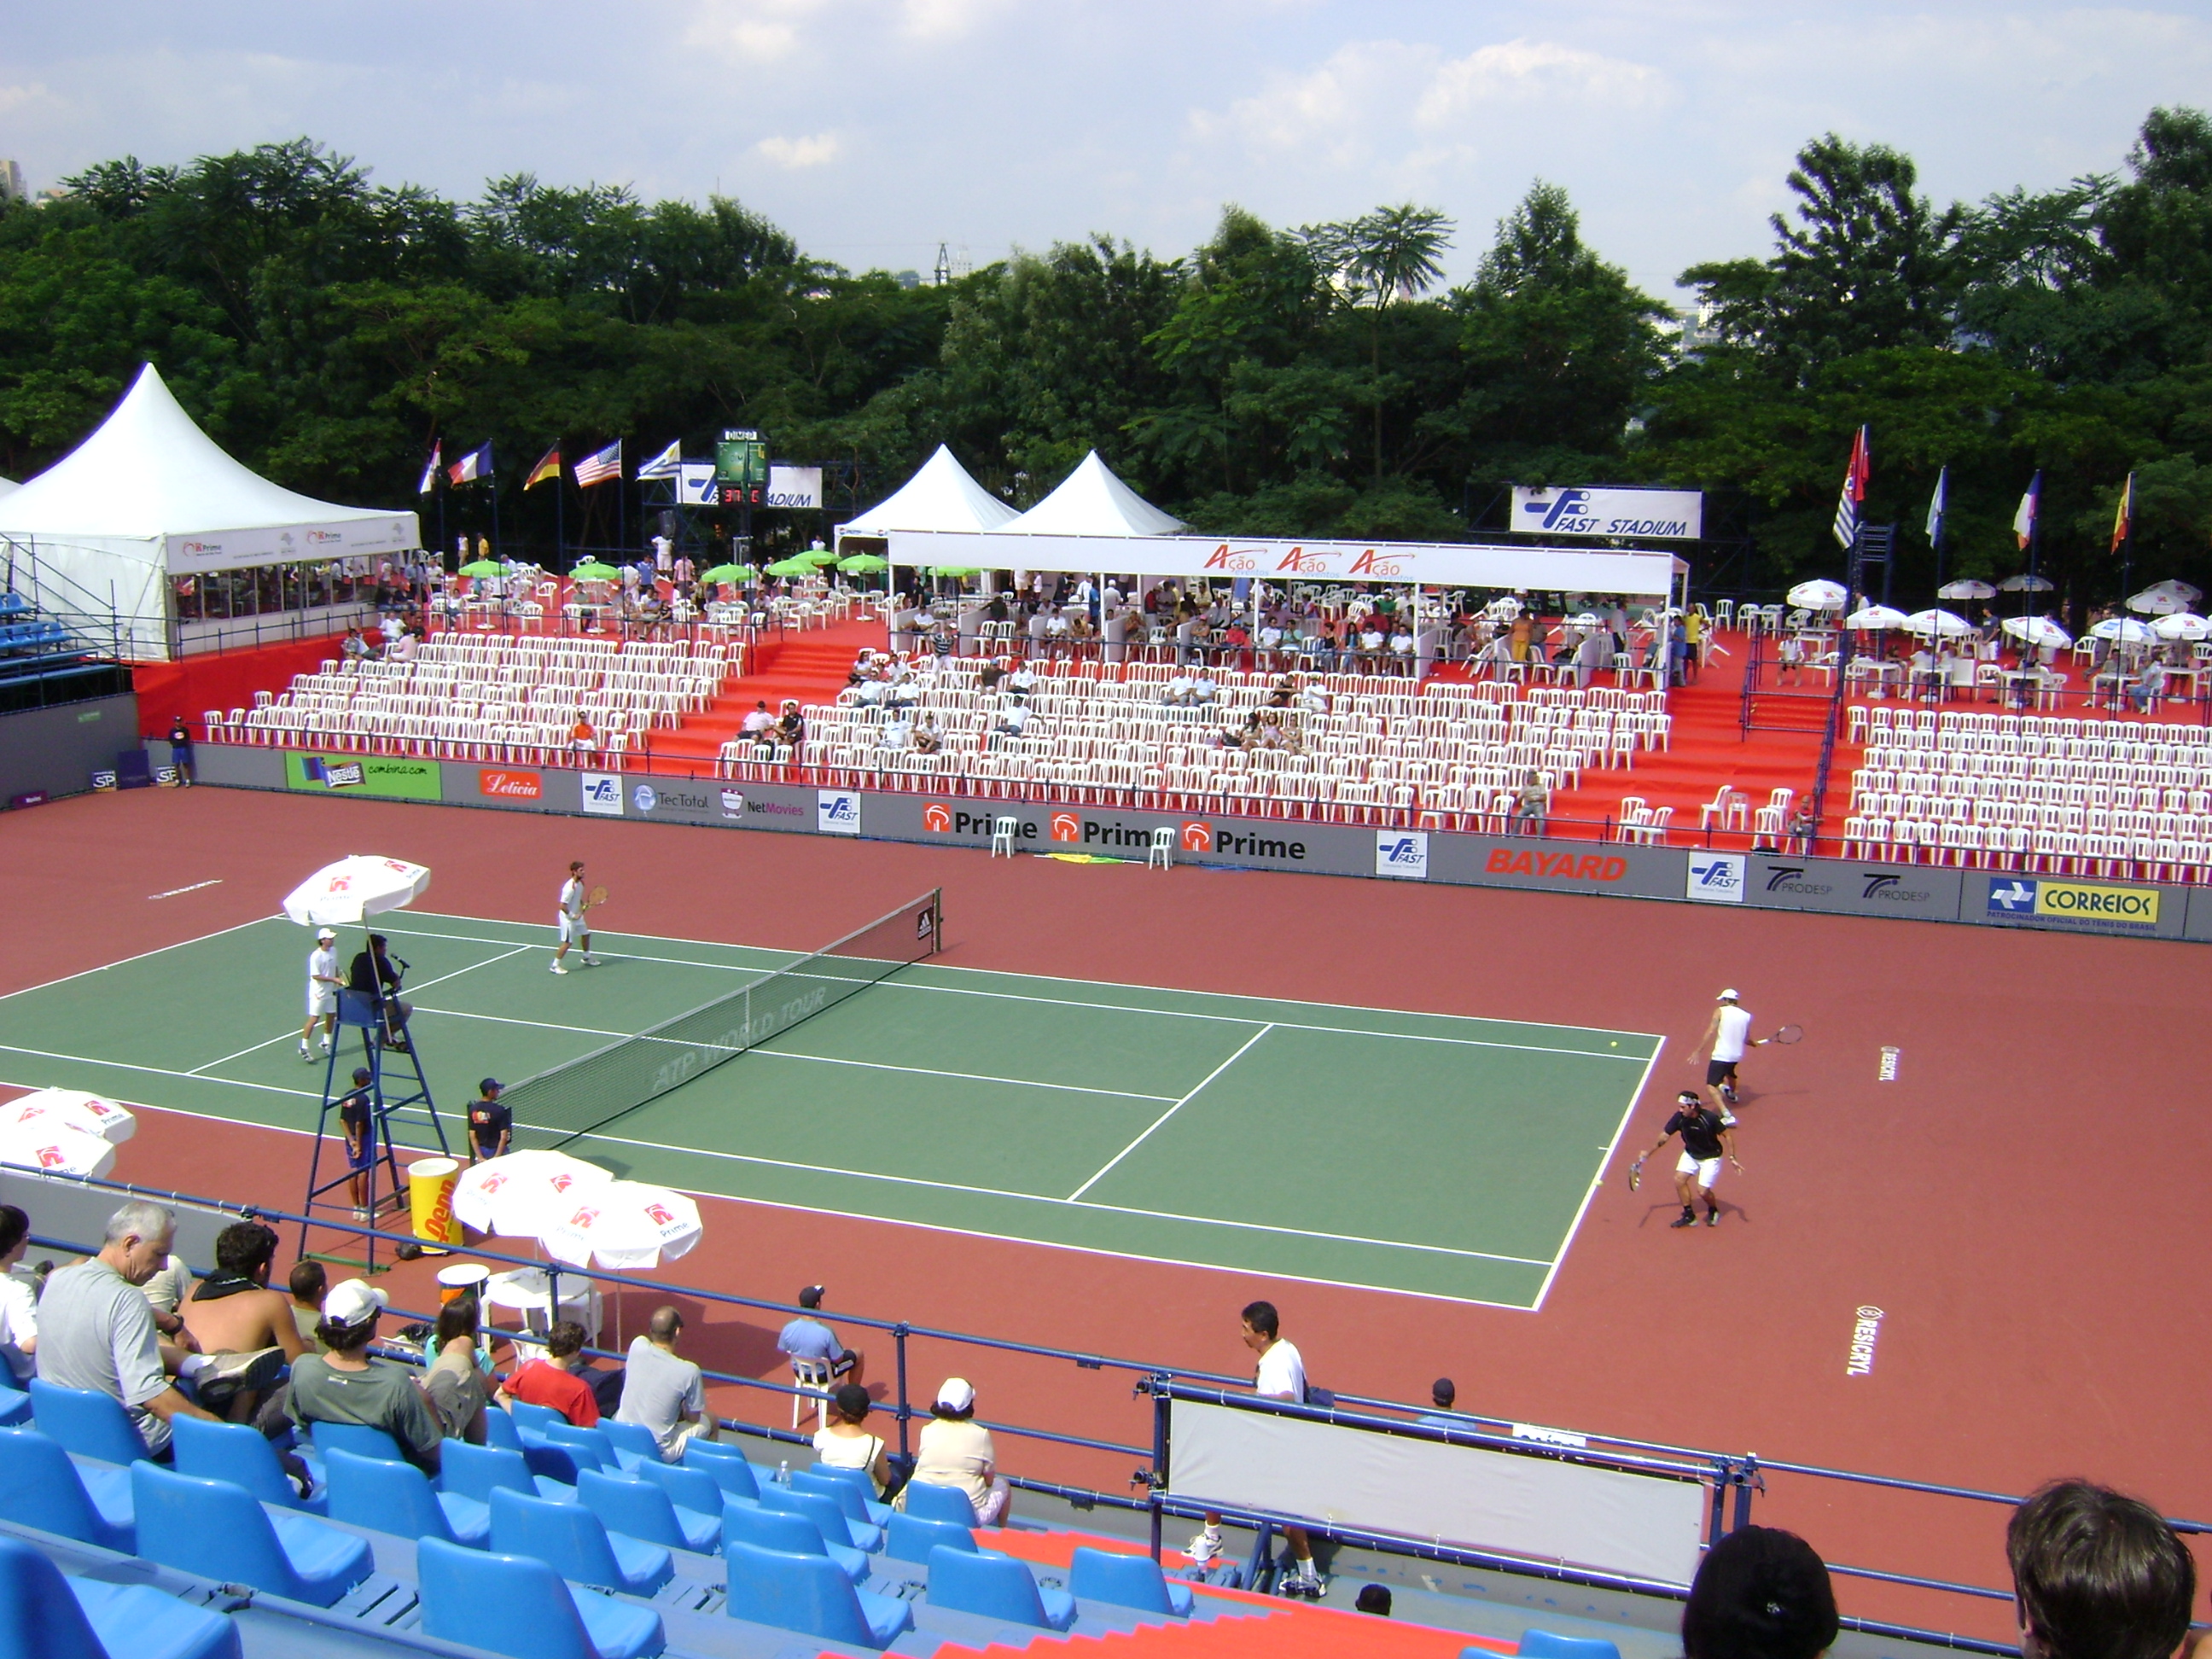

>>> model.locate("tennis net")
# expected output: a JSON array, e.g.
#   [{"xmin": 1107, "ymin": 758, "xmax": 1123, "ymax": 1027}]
[{"xmin": 505, "ymin": 888, "xmax": 943, "ymax": 1145}]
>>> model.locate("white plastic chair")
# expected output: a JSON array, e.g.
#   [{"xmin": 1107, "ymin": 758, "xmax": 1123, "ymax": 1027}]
[
  {"xmin": 1147, "ymin": 826, "xmax": 1174, "ymax": 870},
  {"xmin": 789, "ymin": 1358, "xmax": 834, "ymax": 1429},
  {"xmin": 990, "ymin": 816, "xmax": 1018, "ymax": 858}
]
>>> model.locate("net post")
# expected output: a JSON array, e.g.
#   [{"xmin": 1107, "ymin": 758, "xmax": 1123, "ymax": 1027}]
[{"xmin": 928, "ymin": 887, "xmax": 944, "ymax": 955}]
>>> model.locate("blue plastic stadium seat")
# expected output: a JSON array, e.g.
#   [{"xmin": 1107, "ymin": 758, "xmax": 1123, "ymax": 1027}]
[
  {"xmin": 538, "ymin": 1423, "xmax": 613, "ymax": 1474},
  {"xmin": 482, "ymin": 1406, "xmax": 525, "ymax": 1452},
  {"xmin": 597, "ymin": 1418, "xmax": 666, "ymax": 1468},
  {"xmin": 131, "ymin": 1463, "xmax": 373, "ymax": 1608},
  {"xmin": 303, "ymin": 1420, "xmax": 406, "ymax": 1464},
  {"xmin": 1516, "ymin": 1632, "xmax": 1623, "ymax": 1659},
  {"xmin": 172, "ymin": 1417, "xmax": 321, "ymax": 1514},
  {"xmin": 507, "ymin": 1398, "xmax": 565, "ymax": 1433},
  {"xmin": 1070, "ymin": 1545, "xmax": 1196, "ymax": 1617},
  {"xmin": 416, "ymin": 1534, "xmax": 664, "ymax": 1659},
  {"xmin": 682, "ymin": 1440, "xmax": 760, "ymax": 1500},
  {"xmin": 927, "ymin": 1545, "xmax": 1076, "ymax": 1631},
  {"xmin": 793, "ymin": 1466, "xmax": 893, "ymax": 1528},
  {"xmin": 442, "ymin": 1439, "xmax": 579, "ymax": 1506},
  {"xmin": 899, "ymin": 1480, "xmax": 979, "ymax": 1528},
  {"xmin": 0, "ymin": 1533, "xmax": 240, "ymax": 1659},
  {"xmin": 722, "ymin": 1540, "xmax": 912, "ymax": 1649},
  {"xmin": 325, "ymin": 1447, "xmax": 490, "ymax": 1548},
  {"xmin": 626, "ymin": 1462, "xmax": 731, "ymax": 1531},
  {"xmin": 487, "ymin": 1486, "xmax": 672, "ymax": 1596},
  {"xmin": 724, "ymin": 1497, "xmax": 869, "ymax": 1583},
  {"xmin": 0, "ymin": 1382, "xmax": 30, "ymax": 1428},
  {"xmin": 882, "ymin": 1512, "xmax": 979, "ymax": 1565},
  {"xmin": 760, "ymin": 1482, "xmax": 882, "ymax": 1552},
  {"xmin": 0, "ymin": 1429, "xmax": 134, "ymax": 1552},
  {"xmin": 576, "ymin": 1469, "xmax": 719, "ymax": 1555},
  {"xmin": 27, "ymin": 1381, "xmax": 149, "ymax": 1464}
]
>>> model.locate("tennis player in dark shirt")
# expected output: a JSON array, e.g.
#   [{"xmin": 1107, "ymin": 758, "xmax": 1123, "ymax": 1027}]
[{"xmin": 1634, "ymin": 1091, "xmax": 1743, "ymax": 1229}]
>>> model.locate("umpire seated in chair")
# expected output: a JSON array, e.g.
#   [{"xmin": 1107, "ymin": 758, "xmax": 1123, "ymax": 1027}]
[{"xmin": 346, "ymin": 934, "xmax": 413, "ymax": 1052}]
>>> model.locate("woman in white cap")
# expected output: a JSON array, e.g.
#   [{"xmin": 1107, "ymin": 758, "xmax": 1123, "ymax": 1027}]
[
  {"xmin": 300, "ymin": 928, "xmax": 344, "ymax": 1060},
  {"xmin": 906, "ymin": 1377, "xmax": 1009, "ymax": 1524},
  {"xmin": 285, "ymin": 1279, "xmax": 445, "ymax": 1474}
]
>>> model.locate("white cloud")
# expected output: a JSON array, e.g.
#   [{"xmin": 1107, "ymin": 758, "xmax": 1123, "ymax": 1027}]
[
  {"xmin": 754, "ymin": 131, "xmax": 841, "ymax": 168},
  {"xmin": 1415, "ymin": 38, "xmax": 1668, "ymax": 125},
  {"xmin": 684, "ymin": 0, "xmax": 830, "ymax": 62},
  {"xmin": 897, "ymin": 0, "xmax": 1012, "ymax": 40}
]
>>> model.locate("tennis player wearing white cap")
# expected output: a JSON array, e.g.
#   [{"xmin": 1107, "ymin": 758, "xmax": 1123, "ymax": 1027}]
[
  {"xmin": 1693, "ymin": 989, "xmax": 1755, "ymax": 1120},
  {"xmin": 300, "ymin": 928, "xmax": 344, "ymax": 1060}
]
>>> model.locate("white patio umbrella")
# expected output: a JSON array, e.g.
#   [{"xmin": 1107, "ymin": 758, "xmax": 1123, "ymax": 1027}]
[
  {"xmin": 1936, "ymin": 579, "xmax": 1998, "ymax": 601},
  {"xmin": 541, "ymin": 1181, "xmax": 702, "ymax": 1272},
  {"xmin": 1786, "ymin": 579, "xmax": 1848, "ymax": 610},
  {"xmin": 2090, "ymin": 616, "xmax": 2156, "ymax": 644},
  {"xmin": 1905, "ymin": 608, "xmax": 1975, "ymax": 636},
  {"xmin": 2127, "ymin": 581, "xmax": 2200, "ymax": 615},
  {"xmin": 452, "ymin": 1150, "xmax": 614, "ymax": 1238},
  {"xmin": 0, "ymin": 1120, "xmax": 119, "ymax": 1179},
  {"xmin": 0, "ymin": 1088, "xmax": 134, "ymax": 1145},
  {"xmin": 1564, "ymin": 612, "xmax": 1601, "ymax": 627},
  {"xmin": 1845, "ymin": 605, "xmax": 1912, "ymax": 630},
  {"xmin": 2152, "ymin": 612, "xmax": 2209, "ymax": 642},
  {"xmin": 2002, "ymin": 615, "xmax": 2073, "ymax": 649},
  {"xmin": 2000, "ymin": 573, "xmax": 2056, "ymax": 593},
  {"xmin": 282, "ymin": 856, "xmax": 433, "ymax": 928}
]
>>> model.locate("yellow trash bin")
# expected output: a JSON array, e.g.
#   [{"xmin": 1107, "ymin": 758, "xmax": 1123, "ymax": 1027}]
[{"xmin": 407, "ymin": 1157, "xmax": 463, "ymax": 1249}]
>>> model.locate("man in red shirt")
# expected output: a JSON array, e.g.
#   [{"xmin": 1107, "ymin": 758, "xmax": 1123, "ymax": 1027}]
[{"xmin": 497, "ymin": 1320, "xmax": 598, "ymax": 1425}]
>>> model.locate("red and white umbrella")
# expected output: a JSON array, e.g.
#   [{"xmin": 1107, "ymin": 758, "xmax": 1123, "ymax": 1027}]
[
  {"xmin": 282, "ymin": 856, "xmax": 432, "ymax": 928},
  {"xmin": 542, "ymin": 1181, "xmax": 702, "ymax": 1272},
  {"xmin": 0, "ymin": 1120, "xmax": 119, "ymax": 1179},
  {"xmin": 452, "ymin": 1150, "xmax": 614, "ymax": 1239},
  {"xmin": 0, "ymin": 1088, "xmax": 135, "ymax": 1145}
]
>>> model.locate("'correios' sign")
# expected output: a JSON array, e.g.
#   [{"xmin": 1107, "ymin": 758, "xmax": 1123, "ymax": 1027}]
[{"xmin": 1511, "ymin": 486, "xmax": 1703, "ymax": 541}]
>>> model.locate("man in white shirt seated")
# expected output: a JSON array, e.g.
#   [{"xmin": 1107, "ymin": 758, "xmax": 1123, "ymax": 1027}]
[
  {"xmin": 739, "ymin": 701, "xmax": 777, "ymax": 738},
  {"xmin": 991, "ymin": 703, "xmax": 1030, "ymax": 745},
  {"xmin": 1004, "ymin": 664, "xmax": 1037, "ymax": 700},
  {"xmin": 878, "ymin": 718, "xmax": 913, "ymax": 752},
  {"xmin": 1165, "ymin": 671, "xmax": 1196, "ymax": 706},
  {"xmin": 1192, "ymin": 671, "xmax": 1220, "ymax": 704},
  {"xmin": 887, "ymin": 675, "xmax": 921, "ymax": 707},
  {"xmin": 1296, "ymin": 679, "xmax": 1330, "ymax": 714},
  {"xmin": 856, "ymin": 677, "xmax": 888, "ymax": 706},
  {"xmin": 1258, "ymin": 622, "xmax": 1284, "ymax": 653}
]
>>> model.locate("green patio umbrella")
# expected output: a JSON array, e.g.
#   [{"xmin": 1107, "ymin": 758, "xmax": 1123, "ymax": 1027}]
[
  {"xmin": 836, "ymin": 554, "xmax": 888, "ymax": 574},
  {"xmin": 568, "ymin": 560, "xmax": 620, "ymax": 580},
  {"xmin": 700, "ymin": 562, "xmax": 756, "ymax": 583},
  {"xmin": 801, "ymin": 548, "xmax": 840, "ymax": 566},
  {"xmin": 924, "ymin": 566, "xmax": 982, "ymax": 578},
  {"xmin": 764, "ymin": 556, "xmax": 817, "ymax": 579},
  {"xmin": 457, "ymin": 560, "xmax": 504, "ymax": 578}
]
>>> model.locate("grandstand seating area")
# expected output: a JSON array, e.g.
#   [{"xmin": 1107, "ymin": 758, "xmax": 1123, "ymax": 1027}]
[
  {"xmin": 720, "ymin": 659, "xmax": 1674, "ymax": 830},
  {"xmin": 207, "ymin": 636, "xmax": 746, "ymax": 767},
  {"xmin": 0, "ymin": 588, "xmax": 128, "ymax": 712},
  {"xmin": 1842, "ymin": 704, "xmax": 2212, "ymax": 878}
]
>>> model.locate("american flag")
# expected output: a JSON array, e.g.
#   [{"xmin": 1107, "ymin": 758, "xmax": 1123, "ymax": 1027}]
[
  {"xmin": 1831, "ymin": 426, "xmax": 1869, "ymax": 550},
  {"xmin": 574, "ymin": 440, "xmax": 623, "ymax": 488}
]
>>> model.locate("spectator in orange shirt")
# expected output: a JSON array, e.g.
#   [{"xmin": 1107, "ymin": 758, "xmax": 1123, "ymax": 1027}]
[{"xmin": 497, "ymin": 1320, "xmax": 599, "ymax": 1426}]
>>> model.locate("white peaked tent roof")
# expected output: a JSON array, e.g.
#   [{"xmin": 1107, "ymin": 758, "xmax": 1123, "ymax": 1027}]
[
  {"xmin": 0, "ymin": 477, "xmax": 17, "ymax": 498},
  {"xmin": 0, "ymin": 364, "xmax": 407, "ymax": 546},
  {"xmin": 840, "ymin": 445, "xmax": 1017, "ymax": 538},
  {"xmin": 995, "ymin": 451, "xmax": 1184, "ymax": 536}
]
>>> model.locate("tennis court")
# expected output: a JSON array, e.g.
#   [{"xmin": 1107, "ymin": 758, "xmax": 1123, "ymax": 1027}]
[{"xmin": 0, "ymin": 907, "xmax": 1662, "ymax": 1307}]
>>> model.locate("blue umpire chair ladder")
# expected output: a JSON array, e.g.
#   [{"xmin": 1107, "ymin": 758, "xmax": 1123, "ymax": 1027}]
[{"xmin": 299, "ymin": 985, "xmax": 450, "ymax": 1271}]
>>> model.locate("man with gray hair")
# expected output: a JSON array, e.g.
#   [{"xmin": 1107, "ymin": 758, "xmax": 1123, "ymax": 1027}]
[{"xmin": 37, "ymin": 1202, "xmax": 218, "ymax": 1455}]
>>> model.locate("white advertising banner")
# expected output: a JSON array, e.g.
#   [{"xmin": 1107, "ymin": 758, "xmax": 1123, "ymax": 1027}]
[
  {"xmin": 1510, "ymin": 486, "xmax": 1703, "ymax": 541},
  {"xmin": 1168, "ymin": 1400, "xmax": 1706, "ymax": 1586},
  {"xmin": 888, "ymin": 531, "xmax": 1681, "ymax": 597},
  {"xmin": 676, "ymin": 463, "xmax": 719, "ymax": 506},
  {"xmin": 165, "ymin": 512, "xmax": 422, "ymax": 573},
  {"xmin": 766, "ymin": 465, "xmax": 824, "ymax": 510}
]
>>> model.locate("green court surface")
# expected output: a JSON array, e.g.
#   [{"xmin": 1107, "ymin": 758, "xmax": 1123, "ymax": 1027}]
[{"xmin": 0, "ymin": 913, "xmax": 1662, "ymax": 1307}]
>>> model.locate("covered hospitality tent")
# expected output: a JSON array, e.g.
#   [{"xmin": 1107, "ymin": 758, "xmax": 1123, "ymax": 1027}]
[
  {"xmin": 994, "ymin": 450, "xmax": 1186, "ymax": 537},
  {"xmin": 835, "ymin": 444, "xmax": 1016, "ymax": 546},
  {"xmin": 0, "ymin": 364, "xmax": 421, "ymax": 659}
]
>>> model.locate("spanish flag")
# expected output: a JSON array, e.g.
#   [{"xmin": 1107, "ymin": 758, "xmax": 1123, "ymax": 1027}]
[
  {"xmin": 525, "ymin": 446, "xmax": 562, "ymax": 492},
  {"xmin": 2110, "ymin": 471, "xmax": 2135, "ymax": 554}
]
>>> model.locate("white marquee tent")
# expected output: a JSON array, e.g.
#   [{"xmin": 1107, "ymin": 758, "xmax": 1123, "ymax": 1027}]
[
  {"xmin": 994, "ymin": 451, "xmax": 1185, "ymax": 537},
  {"xmin": 0, "ymin": 364, "xmax": 420, "ymax": 658},
  {"xmin": 835, "ymin": 444, "xmax": 1016, "ymax": 547}
]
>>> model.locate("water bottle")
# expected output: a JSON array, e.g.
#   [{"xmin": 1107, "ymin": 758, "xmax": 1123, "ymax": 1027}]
[{"xmin": 777, "ymin": 1460, "xmax": 789, "ymax": 1485}]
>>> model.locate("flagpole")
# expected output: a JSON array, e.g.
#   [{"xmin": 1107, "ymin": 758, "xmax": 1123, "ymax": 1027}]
[
  {"xmin": 490, "ymin": 463, "xmax": 503, "ymax": 562},
  {"xmin": 617, "ymin": 445, "xmax": 627, "ymax": 558},
  {"xmin": 556, "ymin": 467, "xmax": 566, "ymax": 568}
]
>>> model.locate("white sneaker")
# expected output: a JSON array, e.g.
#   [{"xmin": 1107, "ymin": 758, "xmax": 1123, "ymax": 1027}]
[
  {"xmin": 300, "ymin": 1045, "xmax": 313, "ymax": 1062},
  {"xmin": 1184, "ymin": 1529, "xmax": 1222, "ymax": 1567},
  {"xmin": 550, "ymin": 962, "xmax": 568, "ymax": 975},
  {"xmin": 581, "ymin": 955, "xmax": 598, "ymax": 967}
]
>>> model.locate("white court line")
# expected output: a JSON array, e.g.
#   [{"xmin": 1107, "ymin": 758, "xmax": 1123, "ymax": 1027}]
[
  {"xmin": 1532, "ymin": 1038, "xmax": 1667, "ymax": 1313},
  {"xmin": 573, "ymin": 1126, "xmax": 1553, "ymax": 1267},
  {"xmin": 184, "ymin": 944, "xmax": 538, "ymax": 1076},
  {"xmin": 148, "ymin": 880, "xmax": 224, "ymax": 899},
  {"xmin": 0, "ymin": 1044, "xmax": 323, "ymax": 1101},
  {"xmin": 1067, "ymin": 1025, "xmax": 1274, "ymax": 1200},
  {"xmin": 0, "ymin": 915, "xmax": 277, "ymax": 1005}
]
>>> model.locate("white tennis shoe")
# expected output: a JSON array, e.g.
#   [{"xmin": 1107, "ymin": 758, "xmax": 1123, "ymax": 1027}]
[{"xmin": 550, "ymin": 962, "xmax": 568, "ymax": 975}]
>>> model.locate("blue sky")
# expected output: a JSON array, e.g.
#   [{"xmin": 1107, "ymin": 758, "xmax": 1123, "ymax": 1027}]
[{"xmin": 5, "ymin": 2, "xmax": 2210, "ymax": 300}]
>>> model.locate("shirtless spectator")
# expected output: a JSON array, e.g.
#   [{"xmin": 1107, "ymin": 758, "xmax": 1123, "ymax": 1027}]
[
  {"xmin": 288, "ymin": 1260, "xmax": 329, "ymax": 1353},
  {"xmin": 179, "ymin": 1221, "xmax": 305, "ymax": 1423}
]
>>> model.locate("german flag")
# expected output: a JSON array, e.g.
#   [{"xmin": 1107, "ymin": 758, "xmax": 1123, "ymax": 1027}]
[{"xmin": 525, "ymin": 446, "xmax": 562, "ymax": 491}]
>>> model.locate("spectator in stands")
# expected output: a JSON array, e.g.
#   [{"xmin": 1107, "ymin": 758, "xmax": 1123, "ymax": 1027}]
[
  {"xmin": 1681, "ymin": 1525, "xmax": 1837, "ymax": 1659},
  {"xmin": 2128, "ymin": 658, "xmax": 2167, "ymax": 713},
  {"xmin": 1415, "ymin": 1378, "xmax": 1459, "ymax": 1430},
  {"xmin": 992, "ymin": 702, "xmax": 1031, "ymax": 744},
  {"xmin": 1389, "ymin": 625, "xmax": 1416, "ymax": 671},
  {"xmin": 2006, "ymin": 1480, "xmax": 2193, "ymax": 1659},
  {"xmin": 977, "ymin": 659, "xmax": 1006, "ymax": 692},
  {"xmin": 422, "ymin": 1295, "xmax": 491, "ymax": 1441},
  {"xmin": 1189, "ymin": 1302, "xmax": 1321, "ymax": 1596},
  {"xmin": 1165, "ymin": 669, "xmax": 1196, "ymax": 705},
  {"xmin": 387, "ymin": 625, "xmax": 418, "ymax": 664},
  {"xmin": 499, "ymin": 1320, "xmax": 600, "ymax": 1426},
  {"xmin": 178, "ymin": 1221, "xmax": 303, "ymax": 1423},
  {"xmin": 1297, "ymin": 678, "xmax": 1330, "ymax": 715},
  {"xmin": 569, "ymin": 714, "xmax": 597, "ymax": 760},
  {"xmin": 740, "ymin": 701, "xmax": 777, "ymax": 747},
  {"xmin": 912, "ymin": 713, "xmax": 945, "ymax": 755},
  {"xmin": 288, "ymin": 1279, "xmax": 444, "ymax": 1472},
  {"xmin": 778, "ymin": 1286, "xmax": 864, "ymax": 1385},
  {"xmin": 776, "ymin": 700, "xmax": 806, "ymax": 748},
  {"xmin": 910, "ymin": 1377, "xmax": 1010, "ymax": 1524},
  {"xmin": 815, "ymin": 1382, "xmax": 894, "ymax": 1497},
  {"xmin": 1510, "ymin": 771, "xmax": 1550, "ymax": 836},
  {"xmin": 617, "ymin": 1306, "xmax": 717, "ymax": 1459},
  {"xmin": 37, "ymin": 1201, "xmax": 218, "ymax": 1456},
  {"xmin": 1355, "ymin": 1585, "xmax": 1393, "ymax": 1616},
  {"xmin": 1005, "ymin": 662, "xmax": 1038, "ymax": 701},
  {"xmin": 1192, "ymin": 668, "xmax": 1220, "ymax": 703},
  {"xmin": 878, "ymin": 715, "xmax": 913, "ymax": 753},
  {"xmin": 288, "ymin": 1260, "xmax": 328, "ymax": 1353},
  {"xmin": 0, "ymin": 1204, "xmax": 37, "ymax": 1384},
  {"xmin": 166, "ymin": 715, "xmax": 195, "ymax": 786},
  {"xmin": 1786, "ymin": 802, "xmax": 1818, "ymax": 856},
  {"xmin": 1778, "ymin": 633, "xmax": 1806, "ymax": 685},
  {"xmin": 341, "ymin": 626, "xmax": 373, "ymax": 663}
]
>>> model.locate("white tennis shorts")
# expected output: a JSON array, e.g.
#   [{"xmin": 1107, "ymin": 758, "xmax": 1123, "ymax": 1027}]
[
  {"xmin": 558, "ymin": 911, "xmax": 587, "ymax": 943},
  {"xmin": 307, "ymin": 987, "xmax": 337, "ymax": 1016},
  {"xmin": 1676, "ymin": 1152, "xmax": 1723, "ymax": 1190}
]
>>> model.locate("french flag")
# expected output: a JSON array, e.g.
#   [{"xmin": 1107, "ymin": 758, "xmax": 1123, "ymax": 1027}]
[{"xmin": 447, "ymin": 443, "xmax": 493, "ymax": 486}]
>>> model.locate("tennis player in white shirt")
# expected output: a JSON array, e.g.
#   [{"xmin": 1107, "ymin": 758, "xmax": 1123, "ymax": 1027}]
[
  {"xmin": 1185, "ymin": 1301, "xmax": 1324, "ymax": 1598},
  {"xmin": 299, "ymin": 928, "xmax": 343, "ymax": 1060},
  {"xmin": 551, "ymin": 861, "xmax": 597, "ymax": 975},
  {"xmin": 1694, "ymin": 989, "xmax": 1756, "ymax": 1120}
]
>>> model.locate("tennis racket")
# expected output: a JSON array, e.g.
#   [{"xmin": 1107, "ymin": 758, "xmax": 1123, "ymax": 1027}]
[
  {"xmin": 1627, "ymin": 1156, "xmax": 1644, "ymax": 1191},
  {"xmin": 585, "ymin": 884, "xmax": 609, "ymax": 911},
  {"xmin": 1756, "ymin": 1024, "xmax": 1803, "ymax": 1046}
]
